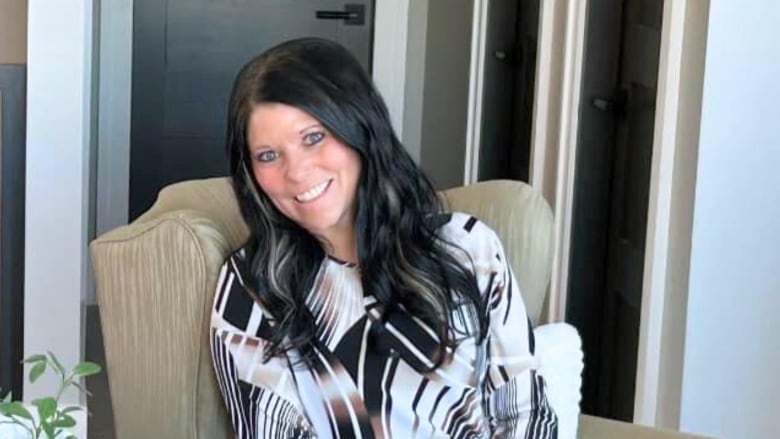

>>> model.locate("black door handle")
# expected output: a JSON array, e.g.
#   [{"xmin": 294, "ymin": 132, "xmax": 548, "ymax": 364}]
[
  {"xmin": 316, "ymin": 4, "xmax": 365, "ymax": 25},
  {"xmin": 316, "ymin": 11, "xmax": 355, "ymax": 20}
]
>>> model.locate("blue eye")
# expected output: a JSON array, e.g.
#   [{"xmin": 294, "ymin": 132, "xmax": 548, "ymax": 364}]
[
  {"xmin": 303, "ymin": 131, "xmax": 325, "ymax": 146},
  {"xmin": 255, "ymin": 150, "xmax": 278, "ymax": 162}
]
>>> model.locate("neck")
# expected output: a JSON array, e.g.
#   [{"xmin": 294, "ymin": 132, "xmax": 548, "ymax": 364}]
[{"xmin": 317, "ymin": 228, "xmax": 359, "ymax": 265}]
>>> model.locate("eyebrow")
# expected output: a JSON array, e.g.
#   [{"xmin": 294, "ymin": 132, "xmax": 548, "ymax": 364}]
[
  {"xmin": 299, "ymin": 123, "xmax": 323, "ymax": 134},
  {"xmin": 250, "ymin": 123, "xmax": 323, "ymax": 150}
]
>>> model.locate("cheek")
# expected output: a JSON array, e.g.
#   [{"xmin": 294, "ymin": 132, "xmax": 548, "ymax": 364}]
[{"xmin": 252, "ymin": 167, "xmax": 285, "ymax": 197}]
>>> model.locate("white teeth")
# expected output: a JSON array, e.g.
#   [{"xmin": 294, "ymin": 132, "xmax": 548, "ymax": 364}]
[{"xmin": 295, "ymin": 180, "xmax": 330, "ymax": 202}]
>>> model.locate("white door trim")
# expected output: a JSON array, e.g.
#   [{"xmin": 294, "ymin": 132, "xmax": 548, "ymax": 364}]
[
  {"xmin": 463, "ymin": 0, "xmax": 489, "ymax": 185},
  {"xmin": 528, "ymin": 0, "xmax": 559, "ymax": 199},
  {"xmin": 546, "ymin": 0, "xmax": 588, "ymax": 323},
  {"xmin": 633, "ymin": 0, "xmax": 689, "ymax": 426}
]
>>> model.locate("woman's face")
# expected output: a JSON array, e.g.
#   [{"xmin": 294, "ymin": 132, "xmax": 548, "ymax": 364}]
[{"xmin": 246, "ymin": 103, "xmax": 362, "ymax": 248}]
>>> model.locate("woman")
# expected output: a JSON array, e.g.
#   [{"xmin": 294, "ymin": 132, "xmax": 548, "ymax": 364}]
[{"xmin": 211, "ymin": 38, "xmax": 557, "ymax": 439}]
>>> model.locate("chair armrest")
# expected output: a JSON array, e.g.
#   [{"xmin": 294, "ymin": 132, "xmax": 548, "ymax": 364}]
[
  {"xmin": 90, "ymin": 210, "xmax": 234, "ymax": 439},
  {"xmin": 578, "ymin": 415, "xmax": 716, "ymax": 439}
]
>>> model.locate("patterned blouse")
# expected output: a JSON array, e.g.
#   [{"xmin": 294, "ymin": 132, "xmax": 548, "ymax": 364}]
[{"xmin": 210, "ymin": 213, "xmax": 558, "ymax": 438}]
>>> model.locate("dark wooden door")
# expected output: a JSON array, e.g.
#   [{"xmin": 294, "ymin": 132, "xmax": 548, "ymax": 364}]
[
  {"xmin": 477, "ymin": 0, "xmax": 538, "ymax": 183},
  {"xmin": 567, "ymin": 0, "xmax": 662, "ymax": 421}
]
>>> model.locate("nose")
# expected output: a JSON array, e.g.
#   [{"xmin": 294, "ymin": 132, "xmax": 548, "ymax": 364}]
[{"xmin": 284, "ymin": 148, "xmax": 313, "ymax": 183}]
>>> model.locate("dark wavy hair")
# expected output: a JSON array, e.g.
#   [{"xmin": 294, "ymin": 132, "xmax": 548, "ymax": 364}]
[{"xmin": 225, "ymin": 38, "xmax": 488, "ymax": 369}]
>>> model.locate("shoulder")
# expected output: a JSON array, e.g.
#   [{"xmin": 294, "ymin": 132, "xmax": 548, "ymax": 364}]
[
  {"xmin": 434, "ymin": 212, "xmax": 505, "ymax": 268},
  {"xmin": 211, "ymin": 248, "xmax": 270, "ymax": 337},
  {"xmin": 214, "ymin": 248, "xmax": 250, "ymax": 307},
  {"xmin": 435, "ymin": 212, "xmax": 503, "ymax": 250}
]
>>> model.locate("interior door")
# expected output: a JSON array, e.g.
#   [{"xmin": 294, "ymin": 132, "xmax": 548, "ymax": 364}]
[
  {"xmin": 477, "ymin": 0, "xmax": 538, "ymax": 183},
  {"xmin": 477, "ymin": 0, "xmax": 518, "ymax": 181},
  {"xmin": 567, "ymin": 0, "xmax": 662, "ymax": 422},
  {"xmin": 566, "ymin": 0, "xmax": 624, "ymax": 419},
  {"xmin": 599, "ymin": 0, "xmax": 662, "ymax": 420},
  {"xmin": 130, "ymin": 0, "xmax": 374, "ymax": 220}
]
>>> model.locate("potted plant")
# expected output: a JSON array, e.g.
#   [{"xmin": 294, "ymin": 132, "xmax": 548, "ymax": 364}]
[{"xmin": 0, "ymin": 352, "xmax": 101, "ymax": 439}]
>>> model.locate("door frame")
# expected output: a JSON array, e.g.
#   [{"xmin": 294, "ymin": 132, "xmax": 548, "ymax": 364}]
[
  {"xmin": 463, "ymin": 0, "xmax": 488, "ymax": 184},
  {"xmin": 515, "ymin": 0, "xmax": 703, "ymax": 427},
  {"xmin": 632, "ymin": 0, "xmax": 687, "ymax": 424},
  {"xmin": 633, "ymin": 0, "xmax": 706, "ymax": 427}
]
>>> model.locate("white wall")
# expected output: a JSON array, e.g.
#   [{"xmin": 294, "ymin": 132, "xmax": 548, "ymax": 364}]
[
  {"xmin": 25, "ymin": 0, "xmax": 94, "ymax": 405},
  {"xmin": 680, "ymin": 1, "xmax": 780, "ymax": 438}
]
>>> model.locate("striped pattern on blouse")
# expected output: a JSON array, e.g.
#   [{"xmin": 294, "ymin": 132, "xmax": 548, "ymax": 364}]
[{"xmin": 210, "ymin": 212, "xmax": 558, "ymax": 438}]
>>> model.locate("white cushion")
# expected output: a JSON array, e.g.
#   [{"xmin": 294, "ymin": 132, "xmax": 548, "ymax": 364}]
[{"xmin": 534, "ymin": 322, "xmax": 584, "ymax": 439}]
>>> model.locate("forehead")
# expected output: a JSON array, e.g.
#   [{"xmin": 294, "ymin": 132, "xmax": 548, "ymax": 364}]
[{"xmin": 247, "ymin": 103, "xmax": 319, "ymax": 141}]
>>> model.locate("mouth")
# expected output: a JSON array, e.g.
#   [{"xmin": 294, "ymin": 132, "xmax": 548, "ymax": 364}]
[{"xmin": 295, "ymin": 180, "xmax": 332, "ymax": 203}]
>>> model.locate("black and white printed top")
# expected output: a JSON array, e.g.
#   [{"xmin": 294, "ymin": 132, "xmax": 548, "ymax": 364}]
[{"xmin": 210, "ymin": 212, "xmax": 558, "ymax": 439}]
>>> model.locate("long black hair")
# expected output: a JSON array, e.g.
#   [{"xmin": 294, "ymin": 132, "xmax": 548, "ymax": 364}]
[{"xmin": 225, "ymin": 38, "xmax": 488, "ymax": 369}]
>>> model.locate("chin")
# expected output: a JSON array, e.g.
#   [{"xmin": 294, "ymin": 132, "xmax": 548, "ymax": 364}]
[{"xmin": 300, "ymin": 213, "xmax": 347, "ymax": 234}]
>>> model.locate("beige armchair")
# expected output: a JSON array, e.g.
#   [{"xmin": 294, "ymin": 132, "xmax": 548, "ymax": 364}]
[{"xmin": 90, "ymin": 177, "xmax": 708, "ymax": 439}]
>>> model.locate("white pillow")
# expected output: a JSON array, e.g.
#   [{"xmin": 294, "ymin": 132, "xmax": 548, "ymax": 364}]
[{"xmin": 534, "ymin": 322, "xmax": 584, "ymax": 439}]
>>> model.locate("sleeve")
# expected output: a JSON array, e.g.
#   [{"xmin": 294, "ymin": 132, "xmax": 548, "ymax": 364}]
[
  {"xmin": 210, "ymin": 256, "xmax": 315, "ymax": 439},
  {"xmin": 476, "ymin": 225, "xmax": 559, "ymax": 439},
  {"xmin": 210, "ymin": 331, "xmax": 314, "ymax": 439}
]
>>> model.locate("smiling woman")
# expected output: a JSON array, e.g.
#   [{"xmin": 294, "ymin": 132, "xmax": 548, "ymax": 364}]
[{"xmin": 211, "ymin": 37, "xmax": 558, "ymax": 439}]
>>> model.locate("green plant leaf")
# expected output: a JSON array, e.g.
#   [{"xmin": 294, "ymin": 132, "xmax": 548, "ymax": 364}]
[
  {"xmin": 0, "ymin": 401, "xmax": 34, "ymax": 420},
  {"xmin": 51, "ymin": 413, "xmax": 77, "ymax": 428},
  {"xmin": 72, "ymin": 362, "xmax": 102, "ymax": 377},
  {"xmin": 65, "ymin": 436, "xmax": 78, "ymax": 439},
  {"xmin": 41, "ymin": 419, "xmax": 56, "ymax": 438},
  {"xmin": 29, "ymin": 361, "xmax": 47, "ymax": 383},
  {"xmin": 0, "ymin": 388, "xmax": 11, "ymax": 402},
  {"xmin": 32, "ymin": 396, "xmax": 57, "ymax": 421},
  {"xmin": 22, "ymin": 354, "xmax": 47, "ymax": 364},
  {"xmin": 47, "ymin": 351, "xmax": 66, "ymax": 377}
]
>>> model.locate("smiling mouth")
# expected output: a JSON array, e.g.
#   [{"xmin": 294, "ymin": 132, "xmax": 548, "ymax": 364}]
[{"xmin": 295, "ymin": 180, "xmax": 332, "ymax": 203}]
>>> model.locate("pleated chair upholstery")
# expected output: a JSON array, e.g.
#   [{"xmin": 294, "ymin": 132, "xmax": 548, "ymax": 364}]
[{"xmin": 90, "ymin": 177, "xmax": 554, "ymax": 439}]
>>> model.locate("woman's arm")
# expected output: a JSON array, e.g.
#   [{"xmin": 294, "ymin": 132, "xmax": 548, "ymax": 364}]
[{"xmin": 472, "ymin": 222, "xmax": 559, "ymax": 438}]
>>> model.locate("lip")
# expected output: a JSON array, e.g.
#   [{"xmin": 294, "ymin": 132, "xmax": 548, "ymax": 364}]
[{"xmin": 295, "ymin": 179, "xmax": 332, "ymax": 203}]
